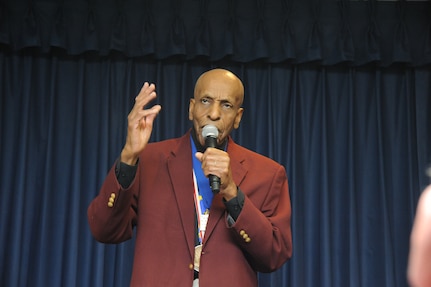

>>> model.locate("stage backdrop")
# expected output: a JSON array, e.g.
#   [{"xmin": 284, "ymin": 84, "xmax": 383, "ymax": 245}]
[{"xmin": 1, "ymin": 1, "xmax": 431, "ymax": 287}]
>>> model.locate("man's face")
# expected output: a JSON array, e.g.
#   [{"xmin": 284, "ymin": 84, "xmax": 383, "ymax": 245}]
[{"xmin": 189, "ymin": 71, "xmax": 244, "ymax": 146}]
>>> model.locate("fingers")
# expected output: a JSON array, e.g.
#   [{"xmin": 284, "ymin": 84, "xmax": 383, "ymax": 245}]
[
  {"xmin": 138, "ymin": 104, "xmax": 162, "ymax": 122},
  {"xmin": 129, "ymin": 82, "xmax": 161, "ymax": 125},
  {"xmin": 195, "ymin": 149, "xmax": 230, "ymax": 178},
  {"xmin": 137, "ymin": 105, "xmax": 162, "ymax": 129},
  {"xmin": 195, "ymin": 149, "xmax": 236, "ymax": 196},
  {"xmin": 132, "ymin": 82, "xmax": 157, "ymax": 111}
]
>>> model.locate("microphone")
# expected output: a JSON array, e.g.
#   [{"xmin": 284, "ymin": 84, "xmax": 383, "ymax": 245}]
[{"xmin": 202, "ymin": 125, "xmax": 220, "ymax": 194}]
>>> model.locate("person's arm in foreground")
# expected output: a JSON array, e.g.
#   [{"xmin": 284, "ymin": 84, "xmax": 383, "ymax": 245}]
[{"xmin": 408, "ymin": 184, "xmax": 431, "ymax": 287}]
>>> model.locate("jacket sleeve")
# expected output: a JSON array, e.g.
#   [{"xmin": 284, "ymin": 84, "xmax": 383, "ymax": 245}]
[
  {"xmin": 87, "ymin": 163, "xmax": 139, "ymax": 243},
  {"xmin": 227, "ymin": 164, "xmax": 292, "ymax": 272}
]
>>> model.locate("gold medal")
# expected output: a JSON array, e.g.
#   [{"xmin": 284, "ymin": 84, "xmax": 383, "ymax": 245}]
[{"xmin": 194, "ymin": 244, "xmax": 202, "ymax": 272}]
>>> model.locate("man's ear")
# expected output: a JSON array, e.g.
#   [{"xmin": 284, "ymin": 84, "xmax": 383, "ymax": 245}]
[
  {"xmin": 188, "ymin": 98, "xmax": 195, "ymax": 121},
  {"xmin": 233, "ymin": 108, "xmax": 244, "ymax": 129}
]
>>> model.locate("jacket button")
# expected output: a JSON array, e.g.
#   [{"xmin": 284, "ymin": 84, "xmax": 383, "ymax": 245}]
[
  {"xmin": 189, "ymin": 263, "xmax": 194, "ymax": 270},
  {"xmin": 108, "ymin": 193, "xmax": 116, "ymax": 207}
]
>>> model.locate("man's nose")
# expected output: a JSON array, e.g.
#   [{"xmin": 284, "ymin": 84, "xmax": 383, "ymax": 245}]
[{"xmin": 208, "ymin": 104, "xmax": 221, "ymax": 120}]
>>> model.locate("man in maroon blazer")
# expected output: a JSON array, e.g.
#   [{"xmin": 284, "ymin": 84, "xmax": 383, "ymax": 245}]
[{"xmin": 88, "ymin": 68, "xmax": 292, "ymax": 286}]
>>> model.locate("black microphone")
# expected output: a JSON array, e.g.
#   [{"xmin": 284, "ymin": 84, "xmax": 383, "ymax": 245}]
[{"xmin": 202, "ymin": 125, "xmax": 220, "ymax": 194}]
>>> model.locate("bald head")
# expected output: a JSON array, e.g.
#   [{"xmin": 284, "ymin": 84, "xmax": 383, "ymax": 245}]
[{"xmin": 194, "ymin": 69, "xmax": 244, "ymax": 107}]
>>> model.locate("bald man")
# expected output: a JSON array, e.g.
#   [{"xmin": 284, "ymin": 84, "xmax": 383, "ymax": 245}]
[{"xmin": 88, "ymin": 69, "xmax": 292, "ymax": 287}]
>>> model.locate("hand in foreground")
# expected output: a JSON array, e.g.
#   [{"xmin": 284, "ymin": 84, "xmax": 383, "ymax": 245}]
[
  {"xmin": 121, "ymin": 82, "xmax": 162, "ymax": 165},
  {"xmin": 195, "ymin": 148, "xmax": 238, "ymax": 201}
]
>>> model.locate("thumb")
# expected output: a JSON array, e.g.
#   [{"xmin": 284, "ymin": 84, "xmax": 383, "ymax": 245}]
[{"xmin": 195, "ymin": 152, "xmax": 203, "ymax": 162}]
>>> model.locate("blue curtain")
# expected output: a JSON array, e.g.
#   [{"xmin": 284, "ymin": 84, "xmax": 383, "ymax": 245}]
[
  {"xmin": 1, "ymin": 53, "xmax": 430, "ymax": 287},
  {"xmin": 1, "ymin": 1, "xmax": 431, "ymax": 287},
  {"xmin": 2, "ymin": 0, "xmax": 431, "ymax": 66}
]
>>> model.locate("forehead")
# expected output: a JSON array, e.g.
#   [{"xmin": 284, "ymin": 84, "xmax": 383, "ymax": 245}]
[{"xmin": 194, "ymin": 72, "xmax": 243, "ymax": 105}]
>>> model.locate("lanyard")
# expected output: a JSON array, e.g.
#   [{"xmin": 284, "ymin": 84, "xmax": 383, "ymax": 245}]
[
  {"xmin": 191, "ymin": 136, "xmax": 214, "ymax": 243},
  {"xmin": 193, "ymin": 171, "xmax": 209, "ymax": 243}
]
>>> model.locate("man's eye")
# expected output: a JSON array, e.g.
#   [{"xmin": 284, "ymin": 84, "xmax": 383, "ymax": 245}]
[
  {"xmin": 201, "ymin": 98, "xmax": 210, "ymax": 104},
  {"xmin": 223, "ymin": 103, "xmax": 233, "ymax": 109}
]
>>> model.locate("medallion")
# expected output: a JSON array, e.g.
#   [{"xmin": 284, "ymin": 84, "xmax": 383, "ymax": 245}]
[{"xmin": 194, "ymin": 244, "xmax": 202, "ymax": 272}]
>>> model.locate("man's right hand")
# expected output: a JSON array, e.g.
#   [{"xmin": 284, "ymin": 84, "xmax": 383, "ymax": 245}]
[{"xmin": 120, "ymin": 82, "xmax": 162, "ymax": 165}]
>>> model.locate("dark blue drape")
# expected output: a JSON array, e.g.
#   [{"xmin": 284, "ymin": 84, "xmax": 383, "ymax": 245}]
[
  {"xmin": 1, "ymin": 53, "xmax": 430, "ymax": 287},
  {"xmin": 1, "ymin": 1, "xmax": 431, "ymax": 287},
  {"xmin": 2, "ymin": 0, "xmax": 431, "ymax": 66}
]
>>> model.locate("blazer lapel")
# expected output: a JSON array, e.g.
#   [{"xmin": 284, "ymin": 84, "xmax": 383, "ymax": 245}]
[
  {"xmin": 167, "ymin": 132, "xmax": 196, "ymax": 260},
  {"xmin": 203, "ymin": 138, "xmax": 248, "ymax": 244}
]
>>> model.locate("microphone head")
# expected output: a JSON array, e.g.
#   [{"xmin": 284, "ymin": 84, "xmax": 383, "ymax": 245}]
[{"xmin": 202, "ymin": 125, "xmax": 219, "ymax": 138}]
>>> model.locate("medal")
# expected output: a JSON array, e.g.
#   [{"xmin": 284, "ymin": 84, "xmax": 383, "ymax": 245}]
[{"xmin": 194, "ymin": 244, "xmax": 202, "ymax": 271}]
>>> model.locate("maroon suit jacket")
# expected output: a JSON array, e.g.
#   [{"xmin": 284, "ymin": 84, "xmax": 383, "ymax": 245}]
[{"xmin": 88, "ymin": 131, "xmax": 292, "ymax": 287}]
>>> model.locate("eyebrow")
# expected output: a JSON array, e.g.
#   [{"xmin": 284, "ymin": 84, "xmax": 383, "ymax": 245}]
[{"xmin": 200, "ymin": 93, "xmax": 239, "ymax": 107}]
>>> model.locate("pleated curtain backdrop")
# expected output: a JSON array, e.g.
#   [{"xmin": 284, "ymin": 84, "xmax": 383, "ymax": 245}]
[
  {"xmin": 1, "ymin": 0, "xmax": 431, "ymax": 65},
  {"xmin": 1, "ymin": 1, "xmax": 431, "ymax": 287}
]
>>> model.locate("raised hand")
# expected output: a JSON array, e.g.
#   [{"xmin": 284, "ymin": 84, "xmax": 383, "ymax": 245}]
[{"xmin": 120, "ymin": 82, "xmax": 162, "ymax": 165}]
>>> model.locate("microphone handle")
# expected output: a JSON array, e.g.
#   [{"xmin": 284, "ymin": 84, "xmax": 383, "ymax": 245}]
[
  {"xmin": 209, "ymin": 175, "xmax": 220, "ymax": 194},
  {"xmin": 205, "ymin": 136, "xmax": 221, "ymax": 194}
]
